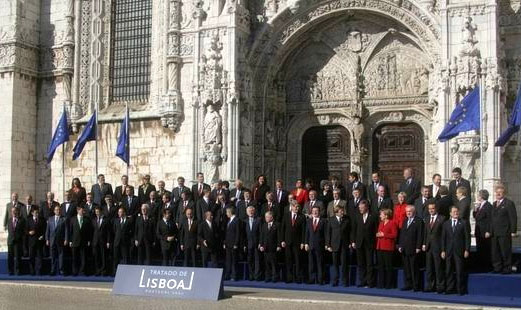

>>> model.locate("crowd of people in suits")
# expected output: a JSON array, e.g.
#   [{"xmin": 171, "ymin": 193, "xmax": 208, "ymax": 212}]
[{"xmin": 3, "ymin": 168, "xmax": 518, "ymax": 296}]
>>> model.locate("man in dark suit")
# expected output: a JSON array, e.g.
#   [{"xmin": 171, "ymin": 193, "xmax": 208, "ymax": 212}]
[
  {"xmin": 441, "ymin": 206, "xmax": 471, "ymax": 295},
  {"xmin": 21, "ymin": 195, "xmax": 37, "ymax": 257},
  {"xmin": 428, "ymin": 174, "xmax": 442, "ymax": 201},
  {"xmin": 423, "ymin": 202, "xmax": 445, "ymax": 293},
  {"xmin": 259, "ymin": 210, "xmax": 281, "ymax": 282},
  {"xmin": 367, "ymin": 171, "xmax": 390, "ymax": 203},
  {"xmin": 114, "ymin": 175, "xmax": 133, "ymax": 205},
  {"xmin": 68, "ymin": 206, "xmax": 92, "ymax": 276},
  {"xmin": 210, "ymin": 180, "xmax": 229, "ymax": 204},
  {"xmin": 236, "ymin": 190, "xmax": 254, "ymax": 221},
  {"xmin": 7, "ymin": 207, "xmax": 25, "ymax": 275},
  {"xmin": 40, "ymin": 192, "xmax": 60, "ymax": 220},
  {"xmin": 155, "ymin": 192, "xmax": 173, "ymax": 222},
  {"xmin": 230, "ymin": 179, "xmax": 247, "ymax": 206},
  {"xmin": 138, "ymin": 175, "xmax": 156, "ymax": 205},
  {"xmin": 489, "ymin": 185, "xmax": 518, "ymax": 274},
  {"xmin": 280, "ymin": 203, "xmax": 306, "ymax": 283},
  {"xmin": 398, "ymin": 205, "xmax": 424, "ymax": 291},
  {"xmin": 91, "ymin": 174, "xmax": 114, "ymax": 207},
  {"xmin": 198, "ymin": 210, "xmax": 219, "ymax": 267},
  {"xmin": 436, "ymin": 186, "xmax": 452, "ymax": 219},
  {"xmin": 172, "ymin": 176, "xmax": 190, "ymax": 204},
  {"xmin": 156, "ymin": 208, "xmax": 178, "ymax": 266},
  {"xmin": 455, "ymin": 186, "xmax": 471, "ymax": 221},
  {"xmin": 327, "ymin": 189, "xmax": 347, "ymax": 218},
  {"xmin": 46, "ymin": 205, "xmax": 67, "ymax": 275},
  {"xmin": 305, "ymin": 205, "xmax": 326, "ymax": 284},
  {"xmin": 260, "ymin": 191, "xmax": 281, "ymax": 222},
  {"xmin": 191, "ymin": 172, "xmax": 211, "ymax": 201},
  {"xmin": 414, "ymin": 186, "xmax": 433, "ymax": 219},
  {"xmin": 121, "ymin": 186, "xmax": 139, "ymax": 217},
  {"xmin": 347, "ymin": 188, "xmax": 363, "ymax": 220},
  {"xmin": 326, "ymin": 206, "xmax": 350, "ymax": 286},
  {"xmin": 473, "ymin": 189, "xmax": 492, "ymax": 271},
  {"xmin": 196, "ymin": 189, "xmax": 214, "ymax": 222},
  {"xmin": 351, "ymin": 200, "xmax": 378, "ymax": 287},
  {"xmin": 156, "ymin": 180, "xmax": 171, "ymax": 201},
  {"xmin": 371, "ymin": 185, "xmax": 393, "ymax": 215},
  {"xmin": 330, "ymin": 176, "xmax": 347, "ymax": 200},
  {"xmin": 347, "ymin": 171, "xmax": 366, "ymax": 200},
  {"xmin": 243, "ymin": 205, "xmax": 262, "ymax": 281},
  {"xmin": 4, "ymin": 192, "xmax": 24, "ymax": 231},
  {"xmin": 103, "ymin": 195, "xmax": 119, "ymax": 221},
  {"xmin": 303, "ymin": 190, "xmax": 325, "ymax": 218},
  {"xmin": 274, "ymin": 179, "xmax": 289, "ymax": 213},
  {"xmin": 91, "ymin": 205, "xmax": 110, "ymax": 276},
  {"xmin": 449, "ymin": 168, "xmax": 471, "ymax": 204},
  {"xmin": 214, "ymin": 193, "xmax": 231, "ymax": 235},
  {"xmin": 26, "ymin": 208, "xmax": 46, "ymax": 275},
  {"xmin": 134, "ymin": 204, "xmax": 155, "ymax": 265},
  {"xmin": 112, "ymin": 207, "xmax": 132, "ymax": 273},
  {"xmin": 176, "ymin": 191, "xmax": 195, "ymax": 225},
  {"xmin": 398, "ymin": 168, "xmax": 421, "ymax": 204},
  {"xmin": 83, "ymin": 192, "xmax": 98, "ymax": 219},
  {"xmin": 179, "ymin": 208, "xmax": 199, "ymax": 267},
  {"xmin": 223, "ymin": 207, "xmax": 240, "ymax": 281},
  {"xmin": 61, "ymin": 191, "xmax": 77, "ymax": 222}
]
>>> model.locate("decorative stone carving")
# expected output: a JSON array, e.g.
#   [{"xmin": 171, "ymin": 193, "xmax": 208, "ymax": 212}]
[
  {"xmin": 383, "ymin": 111, "xmax": 404, "ymax": 122},
  {"xmin": 451, "ymin": 134, "xmax": 481, "ymax": 191}
]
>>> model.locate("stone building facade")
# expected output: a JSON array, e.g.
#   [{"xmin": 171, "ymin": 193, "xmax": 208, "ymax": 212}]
[{"xmin": 1, "ymin": 0, "xmax": 521, "ymax": 236}]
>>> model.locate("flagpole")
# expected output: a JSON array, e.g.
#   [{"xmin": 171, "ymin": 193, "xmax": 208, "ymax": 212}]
[
  {"xmin": 479, "ymin": 70, "xmax": 484, "ymax": 191},
  {"xmin": 62, "ymin": 103, "xmax": 66, "ymax": 199},
  {"xmin": 126, "ymin": 102, "xmax": 129, "ymax": 177},
  {"xmin": 95, "ymin": 108, "xmax": 99, "ymax": 178}
]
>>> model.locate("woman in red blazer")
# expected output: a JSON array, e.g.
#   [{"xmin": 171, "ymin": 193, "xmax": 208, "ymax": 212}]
[
  {"xmin": 393, "ymin": 192, "xmax": 408, "ymax": 229},
  {"xmin": 291, "ymin": 179, "xmax": 308, "ymax": 207},
  {"xmin": 376, "ymin": 208, "xmax": 398, "ymax": 289}
]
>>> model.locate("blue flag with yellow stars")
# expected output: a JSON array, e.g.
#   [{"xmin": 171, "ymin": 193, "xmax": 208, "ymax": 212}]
[
  {"xmin": 46, "ymin": 107, "xmax": 69, "ymax": 164},
  {"xmin": 438, "ymin": 87, "xmax": 481, "ymax": 142},
  {"xmin": 116, "ymin": 106, "xmax": 130, "ymax": 165},
  {"xmin": 495, "ymin": 84, "xmax": 521, "ymax": 146},
  {"xmin": 72, "ymin": 111, "xmax": 97, "ymax": 160}
]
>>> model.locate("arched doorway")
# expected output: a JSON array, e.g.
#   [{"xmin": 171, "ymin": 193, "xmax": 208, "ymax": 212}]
[
  {"xmin": 372, "ymin": 123, "xmax": 425, "ymax": 197},
  {"xmin": 302, "ymin": 125, "xmax": 350, "ymax": 186}
]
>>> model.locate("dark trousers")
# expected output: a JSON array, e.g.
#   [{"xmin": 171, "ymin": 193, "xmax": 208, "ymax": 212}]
[
  {"xmin": 161, "ymin": 245, "xmax": 175, "ymax": 266},
  {"xmin": 285, "ymin": 244, "xmax": 303, "ymax": 282},
  {"xmin": 225, "ymin": 247, "xmax": 238, "ymax": 280},
  {"xmin": 247, "ymin": 247, "xmax": 262, "ymax": 280},
  {"xmin": 72, "ymin": 245, "xmax": 87, "ymax": 275},
  {"xmin": 402, "ymin": 253, "xmax": 421, "ymax": 290},
  {"xmin": 264, "ymin": 251, "xmax": 278, "ymax": 281},
  {"xmin": 201, "ymin": 248, "xmax": 218, "ymax": 268},
  {"xmin": 28, "ymin": 242, "xmax": 43, "ymax": 275},
  {"xmin": 425, "ymin": 249, "xmax": 444, "ymax": 291},
  {"xmin": 491, "ymin": 235, "xmax": 512, "ymax": 273},
  {"xmin": 137, "ymin": 242, "xmax": 152, "ymax": 265},
  {"xmin": 183, "ymin": 247, "xmax": 197, "ymax": 267},
  {"xmin": 92, "ymin": 243, "xmax": 107, "ymax": 275},
  {"xmin": 7, "ymin": 243, "xmax": 22, "ymax": 275},
  {"xmin": 331, "ymin": 246, "xmax": 349, "ymax": 285},
  {"xmin": 377, "ymin": 250, "xmax": 394, "ymax": 289},
  {"xmin": 475, "ymin": 235, "xmax": 491, "ymax": 271},
  {"xmin": 445, "ymin": 253, "xmax": 466, "ymax": 294},
  {"xmin": 308, "ymin": 248, "xmax": 323, "ymax": 283},
  {"xmin": 356, "ymin": 245, "xmax": 374, "ymax": 286},
  {"xmin": 49, "ymin": 242, "xmax": 64, "ymax": 275},
  {"xmin": 113, "ymin": 244, "xmax": 129, "ymax": 272}
]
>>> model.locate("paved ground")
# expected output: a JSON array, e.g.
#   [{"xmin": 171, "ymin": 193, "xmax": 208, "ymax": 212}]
[{"xmin": 0, "ymin": 281, "xmax": 510, "ymax": 310}]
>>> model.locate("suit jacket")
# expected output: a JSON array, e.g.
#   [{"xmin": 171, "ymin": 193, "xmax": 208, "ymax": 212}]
[
  {"xmin": 172, "ymin": 185, "xmax": 190, "ymax": 204},
  {"xmin": 449, "ymin": 178, "xmax": 472, "ymax": 203},
  {"xmin": 46, "ymin": 216, "xmax": 67, "ymax": 246},
  {"xmin": 40, "ymin": 200, "xmax": 60, "ymax": 220},
  {"xmin": 91, "ymin": 216, "xmax": 110, "ymax": 246},
  {"xmin": 61, "ymin": 202, "xmax": 77, "ymax": 221},
  {"xmin": 280, "ymin": 212, "xmax": 306, "ymax": 246},
  {"xmin": 398, "ymin": 178, "xmax": 421, "ymax": 204},
  {"xmin": 134, "ymin": 214, "xmax": 156, "ymax": 245},
  {"xmin": 4, "ymin": 201, "xmax": 24, "ymax": 229},
  {"xmin": 113, "ymin": 217, "xmax": 133, "ymax": 247},
  {"xmin": 138, "ymin": 183, "xmax": 156, "ymax": 205},
  {"xmin": 436, "ymin": 195, "xmax": 452, "ymax": 219},
  {"xmin": 21, "ymin": 204, "xmax": 37, "ymax": 219},
  {"xmin": 243, "ymin": 216, "xmax": 261, "ymax": 250},
  {"xmin": 82, "ymin": 202, "xmax": 98, "ymax": 219},
  {"xmin": 156, "ymin": 219, "xmax": 178, "ymax": 250},
  {"xmin": 473, "ymin": 201, "xmax": 492, "ymax": 238},
  {"xmin": 347, "ymin": 181, "xmax": 367, "ymax": 200},
  {"xmin": 274, "ymin": 188, "xmax": 289, "ymax": 209},
  {"xmin": 427, "ymin": 184, "xmax": 442, "ymax": 201},
  {"xmin": 398, "ymin": 216, "xmax": 424, "ymax": 255},
  {"xmin": 210, "ymin": 188, "xmax": 230, "ymax": 204},
  {"xmin": 69, "ymin": 216, "xmax": 92, "ymax": 248},
  {"xmin": 230, "ymin": 187, "xmax": 247, "ymax": 205},
  {"xmin": 491, "ymin": 198, "xmax": 518, "ymax": 236},
  {"xmin": 104, "ymin": 203, "xmax": 119, "ymax": 221},
  {"xmin": 7, "ymin": 216, "xmax": 26, "ymax": 246},
  {"xmin": 368, "ymin": 181, "xmax": 391, "ymax": 203},
  {"xmin": 347, "ymin": 198, "xmax": 362, "ymax": 220},
  {"xmin": 260, "ymin": 201, "xmax": 281, "ymax": 222},
  {"xmin": 179, "ymin": 217, "xmax": 198, "ymax": 249},
  {"xmin": 176, "ymin": 200, "xmax": 195, "ymax": 224},
  {"xmin": 441, "ymin": 218, "xmax": 471, "ymax": 256},
  {"xmin": 156, "ymin": 189, "xmax": 172, "ymax": 201},
  {"xmin": 326, "ymin": 215, "xmax": 350, "ymax": 252},
  {"xmin": 26, "ymin": 216, "xmax": 46, "ymax": 247},
  {"xmin": 456, "ymin": 196, "xmax": 471, "ymax": 220},
  {"xmin": 224, "ymin": 216, "xmax": 240, "ymax": 248},
  {"xmin": 235, "ymin": 200, "xmax": 255, "ymax": 221},
  {"xmin": 305, "ymin": 217, "xmax": 326, "ymax": 250},
  {"xmin": 331, "ymin": 185, "xmax": 347, "ymax": 200},
  {"xmin": 252, "ymin": 184, "xmax": 270, "ymax": 206},
  {"xmin": 259, "ymin": 221, "xmax": 281, "ymax": 252},
  {"xmin": 414, "ymin": 197, "xmax": 434, "ymax": 219},
  {"xmin": 198, "ymin": 220, "xmax": 219, "ymax": 251},
  {"xmin": 423, "ymin": 214, "xmax": 445, "ymax": 252},
  {"xmin": 350, "ymin": 212, "xmax": 378, "ymax": 249},
  {"xmin": 196, "ymin": 198, "xmax": 215, "ymax": 222},
  {"xmin": 121, "ymin": 195, "xmax": 140, "ymax": 217},
  {"xmin": 191, "ymin": 183, "xmax": 211, "ymax": 201},
  {"xmin": 318, "ymin": 190, "xmax": 333, "ymax": 207},
  {"xmin": 114, "ymin": 184, "xmax": 134, "ymax": 204},
  {"xmin": 371, "ymin": 197, "xmax": 393, "ymax": 215},
  {"xmin": 327, "ymin": 200, "xmax": 347, "ymax": 218},
  {"xmin": 303, "ymin": 200, "xmax": 325, "ymax": 218},
  {"xmin": 91, "ymin": 183, "xmax": 114, "ymax": 206}
]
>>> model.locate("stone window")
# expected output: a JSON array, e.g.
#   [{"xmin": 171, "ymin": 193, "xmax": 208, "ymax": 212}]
[{"xmin": 109, "ymin": 0, "xmax": 152, "ymax": 104}]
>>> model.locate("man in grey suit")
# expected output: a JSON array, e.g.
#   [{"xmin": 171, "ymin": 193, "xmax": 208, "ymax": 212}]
[
  {"xmin": 327, "ymin": 189, "xmax": 347, "ymax": 218},
  {"xmin": 3, "ymin": 192, "xmax": 23, "ymax": 231},
  {"xmin": 46, "ymin": 205, "xmax": 67, "ymax": 275},
  {"xmin": 91, "ymin": 174, "xmax": 114, "ymax": 207}
]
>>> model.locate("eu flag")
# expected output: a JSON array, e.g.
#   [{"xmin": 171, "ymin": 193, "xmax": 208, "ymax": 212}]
[
  {"xmin": 438, "ymin": 87, "xmax": 481, "ymax": 142},
  {"xmin": 495, "ymin": 85, "xmax": 521, "ymax": 146},
  {"xmin": 116, "ymin": 107, "xmax": 130, "ymax": 164},
  {"xmin": 46, "ymin": 107, "xmax": 69, "ymax": 164},
  {"xmin": 72, "ymin": 111, "xmax": 97, "ymax": 160}
]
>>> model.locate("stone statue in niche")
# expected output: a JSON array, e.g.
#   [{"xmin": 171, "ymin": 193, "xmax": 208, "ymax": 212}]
[
  {"xmin": 352, "ymin": 116, "xmax": 365, "ymax": 153},
  {"xmin": 203, "ymin": 103, "xmax": 223, "ymax": 146},
  {"xmin": 460, "ymin": 16, "xmax": 479, "ymax": 57},
  {"xmin": 240, "ymin": 105, "xmax": 252, "ymax": 146},
  {"xmin": 265, "ymin": 115, "xmax": 276, "ymax": 150}
]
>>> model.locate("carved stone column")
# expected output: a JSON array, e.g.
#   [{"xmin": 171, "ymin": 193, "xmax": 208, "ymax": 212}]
[
  {"xmin": 160, "ymin": 0, "xmax": 184, "ymax": 132},
  {"xmin": 63, "ymin": 0, "xmax": 80, "ymax": 132}
]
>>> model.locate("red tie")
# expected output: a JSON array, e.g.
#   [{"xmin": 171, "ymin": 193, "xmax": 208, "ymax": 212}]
[
  {"xmin": 291, "ymin": 214, "xmax": 296, "ymax": 226},
  {"xmin": 313, "ymin": 219, "xmax": 318, "ymax": 232}
]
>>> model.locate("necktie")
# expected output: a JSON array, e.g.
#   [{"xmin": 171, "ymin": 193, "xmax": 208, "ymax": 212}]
[
  {"xmin": 249, "ymin": 218, "xmax": 253, "ymax": 230},
  {"xmin": 277, "ymin": 190, "xmax": 281, "ymax": 202},
  {"xmin": 128, "ymin": 197, "xmax": 131, "ymax": 206},
  {"xmin": 13, "ymin": 218, "xmax": 16, "ymax": 229},
  {"xmin": 430, "ymin": 216, "xmax": 434, "ymax": 228},
  {"xmin": 378, "ymin": 198, "xmax": 382, "ymax": 207},
  {"xmin": 452, "ymin": 220, "xmax": 456, "ymax": 232},
  {"xmin": 311, "ymin": 201, "xmax": 314, "ymax": 207},
  {"xmin": 199, "ymin": 184, "xmax": 202, "ymax": 195},
  {"xmin": 374, "ymin": 183, "xmax": 378, "ymax": 192},
  {"xmin": 184, "ymin": 201, "xmax": 187, "ymax": 208},
  {"xmin": 79, "ymin": 217, "xmax": 83, "ymax": 228},
  {"xmin": 268, "ymin": 222, "xmax": 272, "ymax": 230},
  {"xmin": 291, "ymin": 213, "xmax": 296, "ymax": 226},
  {"xmin": 407, "ymin": 218, "xmax": 412, "ymax": 228},
  {"xmin": 188, "ymin": 219, "xmax": 192, "ymax": 231},
  {"xmin": 313, "ymin": 218, "xmax": 318, "ymax": 231},
  {"xmin": 97, "ymin": 217, "xmax": 101, "ymax": 228},
  {"xmin": 55, "ymin": 216, "xmax": 58, "ymax": 228}
]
